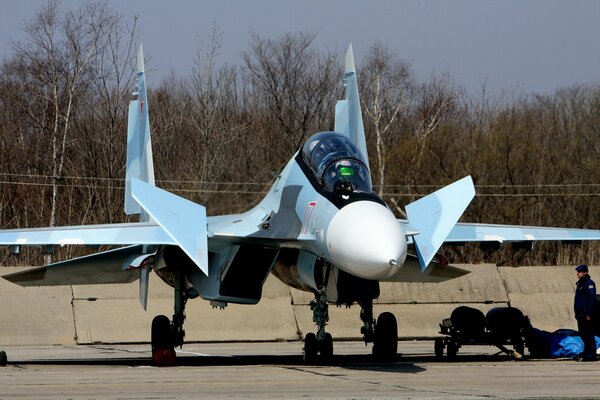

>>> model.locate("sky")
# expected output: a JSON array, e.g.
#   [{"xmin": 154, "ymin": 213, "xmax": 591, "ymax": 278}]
[{"xmin": 1, "ymin": 0, "xmax": 599, "ymax": 96}]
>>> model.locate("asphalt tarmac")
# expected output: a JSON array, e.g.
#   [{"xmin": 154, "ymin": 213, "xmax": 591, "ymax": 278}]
[{"xmin": 1, "ymin": 341, "xmax": 599, "ymax": 399}]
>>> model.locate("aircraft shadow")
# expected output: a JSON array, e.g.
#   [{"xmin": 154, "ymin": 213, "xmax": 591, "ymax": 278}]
[{"xmin": 6, "ymin": 351, "xmax": 523, "ymax": 373}]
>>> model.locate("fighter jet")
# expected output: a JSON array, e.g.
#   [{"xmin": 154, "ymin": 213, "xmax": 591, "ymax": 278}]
[{"xmin": 2, "ymin": 44, "xmax": 600, "ymax": 365}]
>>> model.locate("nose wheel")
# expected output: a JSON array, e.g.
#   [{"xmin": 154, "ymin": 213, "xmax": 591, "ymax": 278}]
[{"xmin": 303, "ymin": 331, "xmax": 333, "ymax": 362}]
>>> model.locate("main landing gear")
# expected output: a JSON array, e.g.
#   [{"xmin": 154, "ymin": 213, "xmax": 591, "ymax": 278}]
[
  {"xmin": 303, "ymin": 290, "xmax": 398, "ymax": 362},
  {"xmin": 0, "ymin": 350, "xmax": 7, "ymax": 367},
  {"xmin": 360, "ymin": 299, "xmax": 398, "ymax": 361},
  {"xmin": 151, "ymin": 273, "xmax": 198, "ymax": 367}
]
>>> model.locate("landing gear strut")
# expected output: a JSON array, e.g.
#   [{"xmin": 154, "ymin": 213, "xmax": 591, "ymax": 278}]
[
  {"xmin": 304, "ymin": 263, "xmax": 334, "ymax": 362},
  {"xmin": 359, "ymin": 298, "xmax": 375, "ymax": 344},
  {"xmin": 304, "ymin": 289, "xmax": 333, "ymax": 362},
  {"xmin": 151, "ymin": 273, "xmax": 191, "ymax": 366}
]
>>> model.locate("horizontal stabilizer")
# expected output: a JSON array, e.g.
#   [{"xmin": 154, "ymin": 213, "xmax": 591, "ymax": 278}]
[
  {"xmin": 132, "ymin": 178, "xmax": 209, "ymax": 276},
  {"xmin": 3, "ymin": 245, "xmax": 149, "ymax": 286},
  {"xmin": 382, "ymin": 254, "xmax": 470, "ymax": 283},
  {"xmin": 406, "ymin": 176, "xmax": 475, "ymax": 272}
]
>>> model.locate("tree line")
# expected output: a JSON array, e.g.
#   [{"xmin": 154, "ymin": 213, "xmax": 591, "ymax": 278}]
[{"xmin": 1, "ymin": 1, "xmax": 600, "ymax": 267}]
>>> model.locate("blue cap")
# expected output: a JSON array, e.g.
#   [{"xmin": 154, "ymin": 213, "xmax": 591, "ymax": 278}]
[{"xmin": 576, "ymin": 264, "xmax": 588, "ymax": 273}]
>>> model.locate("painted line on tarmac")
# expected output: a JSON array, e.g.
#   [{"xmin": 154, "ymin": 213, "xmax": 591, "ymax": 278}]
[{"xmin": 175, "ymin": 349, "xmax": 234, "ymax": 357}]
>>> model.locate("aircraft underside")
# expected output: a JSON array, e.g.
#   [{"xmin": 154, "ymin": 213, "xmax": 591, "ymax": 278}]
[{"xmin": 148, "ymin": 244, "xmax": 398, "ymax": 364}]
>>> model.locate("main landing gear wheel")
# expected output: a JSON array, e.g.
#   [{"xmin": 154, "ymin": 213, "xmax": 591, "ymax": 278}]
[
  {"xmin": 0, "ymin": 351, "xmax": 7, "ymax": 367},
  {"xmin": 151, "ymin": 315, "xmax": 176, "ymax": 367},
  {"xmin": 151, "ymin": 272, "xmax": 191, "ymax": 367},
  {"xmin": 372, "ymin": 312, "xmax": 398, "ymax": 361}
]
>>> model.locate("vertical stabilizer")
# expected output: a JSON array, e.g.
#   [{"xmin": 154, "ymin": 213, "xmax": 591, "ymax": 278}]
[
  {"xmin": 125, "ymin": 44, "xmax": 155, "ymax": 222},
  {"xmin": 335, "ymin": 44, "xmax": 370, "ymax": 172}
]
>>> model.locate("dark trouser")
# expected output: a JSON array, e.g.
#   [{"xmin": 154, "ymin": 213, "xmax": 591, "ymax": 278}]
[{"xmin": 577, "ymin": 317, "xmax": 597, "ymax": 359}]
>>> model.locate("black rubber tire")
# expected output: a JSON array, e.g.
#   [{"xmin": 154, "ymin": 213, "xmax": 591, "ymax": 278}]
[
  {"xmin": 0, "ymin": 351, "xmax": 7, "ymax": 367},
  {"xmin": 303, "ymin": 332, "xmax": 318, "ymax": 362},
  {"xmin": 372, "ymin": 312, "xmax": 398, "ymax": 361},
  {"xmin": 447, "ymin": 341, "xmax": 458, "ymax": 358},
  {"xmin": 319, "ymin": 332, "xmax": 334, "ymax": 360},
  {"xmin": 434, "ymin": 338, "xmax": 444, "ymax": 359},
  {"xmin": 151, "ymin": 315, "xmax": 173, "ymax": 350}
]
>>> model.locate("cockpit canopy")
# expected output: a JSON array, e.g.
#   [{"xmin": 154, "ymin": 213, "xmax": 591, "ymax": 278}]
[{"xmin": 301, "ymin": 131, "xmax": 372, "ymax": 194}]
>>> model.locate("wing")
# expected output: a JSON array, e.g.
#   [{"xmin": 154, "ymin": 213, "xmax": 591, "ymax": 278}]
[
  {"xmin": 399, "ymin": 220, "xmax": 600, "ymax": 246},
  {"xmin": 447, "ymin": 222, "xmax": 600, "ymax": 244},
  {"xmin": 0, "ymin": 222, "xmax": 174, "ymax": 247},
  {"xmin": 0, "ymin": 177, "xmax": 208, "ymax": 271},
  {"xmin": 2, "ymin": 245, "xmax": 153, "ymax": 286}
]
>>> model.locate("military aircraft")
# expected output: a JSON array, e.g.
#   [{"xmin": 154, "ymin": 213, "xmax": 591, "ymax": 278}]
[{"xmin": 2, "ymin": 44, "xmax": 600, "ymax": 365}]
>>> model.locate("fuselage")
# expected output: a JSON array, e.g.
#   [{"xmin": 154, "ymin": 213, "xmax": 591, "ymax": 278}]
[{"xmin": 207, "ymin": 131, "xmax": 407, "ymax": 282}]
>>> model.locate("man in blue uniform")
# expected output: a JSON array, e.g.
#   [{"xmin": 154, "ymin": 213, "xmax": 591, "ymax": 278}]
[{"xmin": 574, "ymin": 264, "xmax": 597, "ymax": 361}]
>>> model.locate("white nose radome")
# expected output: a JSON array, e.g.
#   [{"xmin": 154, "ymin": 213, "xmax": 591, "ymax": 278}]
[{"xmin": 326, "ymin": 201, "xmax": 406, "ymax": 280}]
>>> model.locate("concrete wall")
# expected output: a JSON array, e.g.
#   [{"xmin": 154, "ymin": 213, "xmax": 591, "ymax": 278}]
[{"xmin": 0, "ymin": 265, "xmax": 587, "ymax": 345}]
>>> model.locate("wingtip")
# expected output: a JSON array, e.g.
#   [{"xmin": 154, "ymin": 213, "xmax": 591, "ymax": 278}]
[
  {"xmin": 137, "ymin": 44, "xmax": 144, "ymax": 73},
  {"xmin": 345, "ymin": 43, "xmax": 355, "ymax": 74}
]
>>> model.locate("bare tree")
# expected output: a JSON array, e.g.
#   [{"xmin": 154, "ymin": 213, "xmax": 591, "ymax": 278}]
[
  {"xmin": 242, "ymin": 32, "xmax": 339, "ymax": 163},
  {"xmin": 9, "ymin": 1, "xmax": 123, "ymax": 230},
  {"xmin": 186, "ymin": 25, "xmax": 243, "ymax": 204}
]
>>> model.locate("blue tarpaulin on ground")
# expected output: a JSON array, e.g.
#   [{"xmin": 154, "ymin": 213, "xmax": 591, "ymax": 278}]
[
  {"xmin": 549, "ymin": 329, "xmax": 600, "ymax": 358},
  {"xmin": 525, "ymin": 328, "xmax": 600, "ymax": 358}
]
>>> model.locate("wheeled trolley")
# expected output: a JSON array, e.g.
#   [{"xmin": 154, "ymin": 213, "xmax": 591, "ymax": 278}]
[{"xmin": 434, "ymin": 306, "xmax": 530, "ymax": 359}]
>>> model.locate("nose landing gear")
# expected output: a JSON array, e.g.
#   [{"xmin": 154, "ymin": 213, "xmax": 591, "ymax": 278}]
[{"xmin": 304, "ymin": 290, "xmax": 333, "ymax": 362}]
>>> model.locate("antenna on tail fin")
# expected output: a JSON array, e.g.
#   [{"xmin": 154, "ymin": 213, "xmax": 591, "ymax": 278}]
[{"xmin": 125, "ymin": 44, "xmax": 155, "ymax": 222}]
